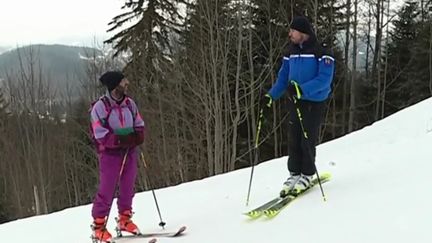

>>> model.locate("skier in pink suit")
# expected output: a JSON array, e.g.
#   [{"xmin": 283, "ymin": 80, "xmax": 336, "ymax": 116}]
[{"xmin": 90, "ymin": 71, "xmax": 145, "ymax": 243}]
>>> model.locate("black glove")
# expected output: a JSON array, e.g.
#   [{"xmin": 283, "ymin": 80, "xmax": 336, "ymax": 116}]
[{"xmin": 287, "ymin": 81, "xmax": 302, "ymax": 99}]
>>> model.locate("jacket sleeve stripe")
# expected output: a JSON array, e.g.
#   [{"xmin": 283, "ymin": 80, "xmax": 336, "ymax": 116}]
[
  {"xmin": 319, "ymin": 55, "xmax": 335, "ymax": 61},
  {"xmin": 289, "ymin": 54, "xmax": 316, "ymax": 58}
]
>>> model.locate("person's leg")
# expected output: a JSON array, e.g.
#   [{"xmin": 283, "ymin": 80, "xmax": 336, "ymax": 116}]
[
  {"xmin": 116, "ymin": 148, "xmax": 139, "ymax": 234},
  {"xmin": 280, "ymin": 103, "xmax": 304, "ymax": 197},
  {"xmin": 287, "ymin": 102, "xmax": 303, "ymax": 175},
  {"xmin": 92, "ymin": 151, "xmax": 122, "ymax": 219},
  {"xmin": 117, "ymin": 148, "xmax": 138, "ymax": 214},
  {"xmin": 299, "ymin": 101, "xmax": 325, "ymax": 176}
]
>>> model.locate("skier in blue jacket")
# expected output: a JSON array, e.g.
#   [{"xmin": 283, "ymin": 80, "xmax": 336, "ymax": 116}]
[{"xmin": 263, "ymin": 16, "xmax": 335, "ymax": 196}]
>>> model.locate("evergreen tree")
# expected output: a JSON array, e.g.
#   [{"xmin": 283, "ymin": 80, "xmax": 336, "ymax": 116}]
[
  {"xmin": 105, "ymin": 0, "xmax": 184, "ymax": 88},
  {"xmin": 105, "ymin": 0, "xmax": 189, "ymax": 184},
  {"xmin": 410, "ymin": 9, "xmax": 432, "ymax": 100},
  {"xmin": 383, "ymin": 2, "xmax": 420, "ymax": 114}
]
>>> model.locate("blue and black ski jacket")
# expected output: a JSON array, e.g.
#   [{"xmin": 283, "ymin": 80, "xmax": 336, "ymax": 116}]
[{"xmin": 268, "ymin": 35, "xmax": 335, "ymax": 102}]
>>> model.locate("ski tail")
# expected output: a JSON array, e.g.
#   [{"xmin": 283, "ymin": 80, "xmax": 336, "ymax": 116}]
[
  {"xmin": 244, "ymin": 197, "xmax": 281, "ymax": 219},
  {"xmin": 114, "ymin": 226, "xmax": 186, "ymax": 239}
]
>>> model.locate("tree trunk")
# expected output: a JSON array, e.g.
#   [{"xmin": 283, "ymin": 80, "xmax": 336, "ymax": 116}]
[
  {"xmin": 365, "ymin": 5, "xmax": 372, "ymax": 79},
  {"xmin": 381, "ymin": 0, "xmax": 390, "ymax": 118},
  {"xmin": 349, "ymin": 0, "xmax": 357, "ymax": 132},
  {"xmin": 230, "ymin": 2, "xmax": 244, "ymax": 171},
  {"xmin": 343, "ymin": 0, "xmax": 351, "ymax": 133},
  {"xmin": 373, "ymin": 0, "xmax": 383, "ymax": 120}
]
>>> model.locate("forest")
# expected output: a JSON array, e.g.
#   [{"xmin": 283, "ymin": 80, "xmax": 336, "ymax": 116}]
[{"xmin": 0, "ymin": 0, "xmax": 431, "ymax": 223}]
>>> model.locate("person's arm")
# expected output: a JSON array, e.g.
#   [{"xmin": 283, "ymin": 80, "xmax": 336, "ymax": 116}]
[
  {"xmin": 130, "ymin": 99, "xmax": 145, "ymax": 146},
  {"xmin": 90, "ymin": 101, "xmax": 119, "ymax": 149},
  {"xmin": 298, "ymin": 49, "xmax": 335, "ymax": 97},
  {"xmin": 268, "ymin": 53, "xmax": 290, "ymax": 100}
]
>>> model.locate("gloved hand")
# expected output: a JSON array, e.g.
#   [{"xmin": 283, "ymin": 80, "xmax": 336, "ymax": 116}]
[
  {"xmin": 96, "ymin": 133, "xmax": 128, "ymax": 150},
  {"xmin": 97, "ymin": 130, "xmax": 141, "ymax": 150},
  {"xmin": 134, "ymin": 127, "xmax": 145, "ymax": 146},
  {"xmin": 118, "ymin": 128, "xmax": 145, "ymax": 147},
  {"xmin": 287, "ymin": 81, "xmax": 302, "ymax": 99},
  {"xmin": 117, "ymin": 134, "xmax": 136, "ymax": 148}
]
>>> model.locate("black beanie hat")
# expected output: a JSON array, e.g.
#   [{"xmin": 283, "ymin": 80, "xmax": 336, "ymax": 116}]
[
  {"xmin": 99, "ymin": 71, "xmax": 125, "ymax": 92},
  {"xmin": 290, "ymin": 16, "xmax": 313, "ymax": 35}
]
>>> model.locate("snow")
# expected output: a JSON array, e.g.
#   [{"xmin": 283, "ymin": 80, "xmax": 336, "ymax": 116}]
[{"xmin": 1, "ymin": 97, "xmax": 432, "ymax": 243}]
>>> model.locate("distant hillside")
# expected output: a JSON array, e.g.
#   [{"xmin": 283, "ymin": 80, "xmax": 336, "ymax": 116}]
[
  {"xmin": 0, "ymin": 46, "xmax": 11, "ymax": 55},
  {"xmin": 0, "ymin": 44, "xmax": 102, "ymax": 97}
]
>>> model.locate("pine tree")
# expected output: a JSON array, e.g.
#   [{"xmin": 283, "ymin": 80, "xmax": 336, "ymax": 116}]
[
  {"xmin": 104, "ymin": 1, "xmax": 190, "ymax": 184},
  {"xmin": 411, "ymin": 7, "xmax": 432, "ymax": 98},
  {"xmin": 383, "ymin": 1, "xmax": 421, "ymax": 115},
  {"xmin": 104, "ymin": 0, "xmax": 184, "ymax": 88}
]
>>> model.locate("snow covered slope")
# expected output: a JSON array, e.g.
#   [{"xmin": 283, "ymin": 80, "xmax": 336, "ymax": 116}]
[{"xmin": 1, "ymin": 97, "xmax": 432, "ymax": 243}]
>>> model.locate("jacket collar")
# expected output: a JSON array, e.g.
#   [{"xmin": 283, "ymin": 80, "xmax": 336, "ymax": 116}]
[
  {"xmin": 300, "ymin": 33, "xmax": 317, "ymax": 49},
  {"xmin": 289, "ymin": 33, "xmax": 317, "ymax": 53},
  {"xmin": 105, "ymin": 91, "xmax": 126, "ymax": 105}
]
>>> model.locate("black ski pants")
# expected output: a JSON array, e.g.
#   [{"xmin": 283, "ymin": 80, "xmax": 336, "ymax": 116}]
[{"xmin": 287, "ymin": 99, "xmax": 326, "ymax": 176}]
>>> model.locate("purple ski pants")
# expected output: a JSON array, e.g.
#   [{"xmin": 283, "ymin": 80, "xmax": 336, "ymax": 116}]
[{"xmin": 91, "ymin": 148, "xmax": 138, "ymax": 218}]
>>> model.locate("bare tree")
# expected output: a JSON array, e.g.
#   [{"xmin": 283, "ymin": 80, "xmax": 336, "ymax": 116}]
[
  {"xmin": 380, "ymin": 0, "xmax": 391, "ymax": 118},
  {"xmin": 343, "ymin": 0, "xmax": 351, "ymax": 133},
  {"xmin": 348, "ymin": 0, "xmax": 357, "ymax": 132},
  {"xmin": 373, "ymin": 0, "xmax": 384, "ymax": 120}
]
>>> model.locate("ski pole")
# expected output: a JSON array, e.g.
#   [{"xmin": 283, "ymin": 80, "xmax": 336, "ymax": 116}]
[
  {"xmin": 99, "ymin": 148, "xmax": 129, "ymax": 243},
  {"xmin": 245, "ymin": 104, "xmax": 266, "ymax": 206},
  {"xmin": 140, "ymin": 152, "xmax": 166, "ymax": 228},
  {"xmin": 291, "ymin": 83, "xmax": 326, "ymax": 201}
]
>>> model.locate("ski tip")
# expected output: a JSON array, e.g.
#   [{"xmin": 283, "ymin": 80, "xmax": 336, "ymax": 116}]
[
  {"xmin": 244, "ymin": 211, "xmax": 262, "ymax": 218},
  {"xmin": 148, "ymin": 238, "xmax": 157, "ymax": 243},
  {"xmin": 172, "ymin": 225, "xmax": 187, "ymax": 236},
  {"xmin": 263, "ymin": 209, "xmax": 279, "ymax": 219},
  {"xmin": 318, "ymin": 172, "xmax": 332, "ymax": 180}
]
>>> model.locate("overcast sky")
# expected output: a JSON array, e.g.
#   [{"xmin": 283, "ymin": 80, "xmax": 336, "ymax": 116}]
[
  {"xmin": 0, "ymin": 0, "xmax": 407, "ymax": 48},
  {"xmin": 0, "ymin": 0, "xmax": 124, "ymax": 47}
]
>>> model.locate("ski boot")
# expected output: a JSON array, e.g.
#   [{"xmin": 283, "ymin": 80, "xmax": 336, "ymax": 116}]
[
  {"xmin": 91, "ymin": 217, "xmax": 113, "ymax": 243},
  {"xmin": 291, "ymin": 174, "xmax": 314, "ymax": 195},
  {"xmin": 115, "ymin": 210, "xmax": 141, "ymax": 237},
  {"xmin": 280, "ymin": 173, "xmax": 301, "ymax": 197}
]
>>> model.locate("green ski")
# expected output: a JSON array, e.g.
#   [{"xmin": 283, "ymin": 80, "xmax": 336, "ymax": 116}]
[
  {"xmin": 244, "ymin": 197, "xmax": 282, "ymax": 219},
  {"xmin": 263, "ymin": 173, "xmax": 331, "ymax": 218}
]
